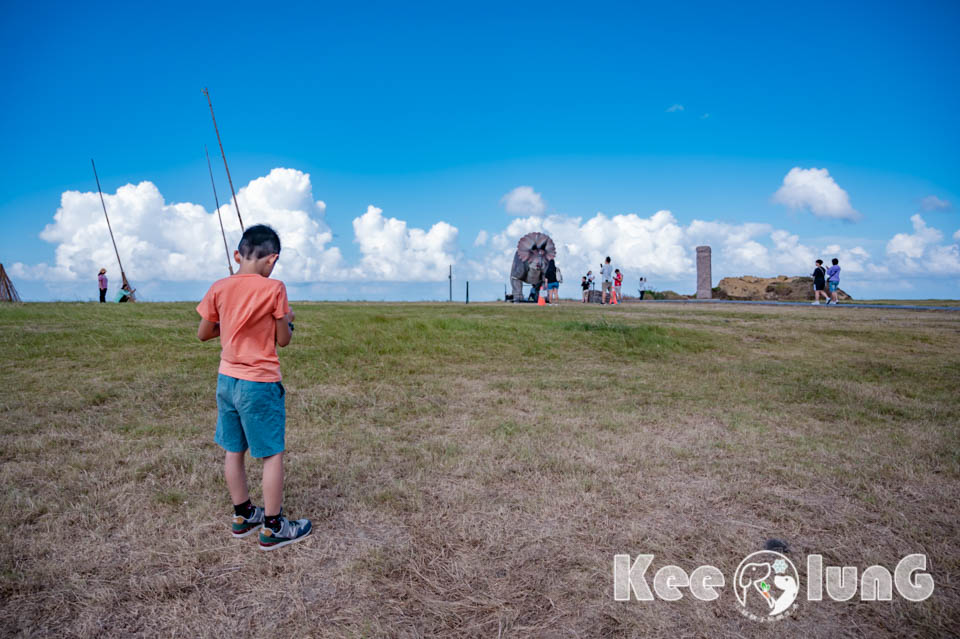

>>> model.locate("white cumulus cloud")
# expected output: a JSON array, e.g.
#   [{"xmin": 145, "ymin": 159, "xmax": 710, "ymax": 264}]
[
  {"xmin": 886, "ymin": 214, "xmax": 960, "ymax": 275},
  {"xmin": 352, "ymin": 206, "xmax": 458, "ymax": 281},
  {"xmin": 772, "ymin": 167, "xmax": 861, "ymax": 222},
  {"xmin": 232, "ymin": 168, "xmax": 345, "ymax": 282},
  {"xmin": 468, "ymin": 206, "xmax": 902, "ymax": 290},
  {"xmin": 12, "ymin": 168, "xmax": 461, "ymax": 285},
  {"xmin": 500, "ymin": 186, "xmax": 546, "ymax": 216},
  {"xmin": 15, "ymin": 172, "xmax": 960, "ymax": 300},
  {"xmin": 12, "ymin": 168, "xmax": 344, "ymax": 284},
  {"xmin": 472, "ymin": 210, "xmax": 699, "ymax": 283}
]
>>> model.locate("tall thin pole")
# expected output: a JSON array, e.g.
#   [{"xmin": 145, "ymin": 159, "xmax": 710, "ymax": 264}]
[
  {"xmin": 206, "ymin": 145, "xmax": 234, "ymax": 275},
  {"xmin": 92, "ymin": 159, "xmax": 134, "ymax": 299},
  {"xmin": 448, "ymin": 265, "xmax": 452, "ymax": 302},
  {"xmin": 202, "ymin": 88, "xmax": 244, "ymax": 231}
]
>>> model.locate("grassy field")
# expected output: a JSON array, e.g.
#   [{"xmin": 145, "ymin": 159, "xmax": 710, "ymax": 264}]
[
  {"xmin": 1, "ymin": 301, "xmax": 958, "ymax": 638},
  {"xmin": 842, "ymin": 299, "xmax": 960, "ymax": 307}
]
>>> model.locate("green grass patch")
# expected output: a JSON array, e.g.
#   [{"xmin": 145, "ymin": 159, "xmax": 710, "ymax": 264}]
[
  {"xmin": 0, "ymin": 301, "xmax": 958, "ymax": 638},
  {"xmin": 560, "ymin": 319, "xmax": 711, "ymax": 354}
]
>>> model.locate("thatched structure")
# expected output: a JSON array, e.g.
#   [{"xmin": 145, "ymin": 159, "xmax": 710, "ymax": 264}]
[{"xmin": 0, "ymin": 263, "xmax": 21, "ymax": 302}]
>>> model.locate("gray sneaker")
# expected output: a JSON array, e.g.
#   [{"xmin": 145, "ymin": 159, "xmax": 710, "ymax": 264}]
[
  {"xmin": 231, "ymin": 506, "xmax": 265, "ymax": 538},
  {"xmin": 259, "ymin": 515, "xmax": 312, "ymax": 551}
]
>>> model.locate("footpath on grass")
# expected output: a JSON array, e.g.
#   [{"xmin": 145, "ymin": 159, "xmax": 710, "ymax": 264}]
[{"xmin": 635, "ymin": 299, "xmax": 960, "ymax": 312}]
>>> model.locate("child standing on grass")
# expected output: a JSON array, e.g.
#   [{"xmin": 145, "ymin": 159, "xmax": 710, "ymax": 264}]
[{"xmin": 196, "ymin": 224, "xmax": 311, "ymax": 551}]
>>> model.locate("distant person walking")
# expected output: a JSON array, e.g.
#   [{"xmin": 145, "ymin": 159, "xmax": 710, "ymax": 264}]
[
  {"xmin": 613, "ymin": 269, "xmax": 623, "ymax": 301},
  {"xmin": 811, "ymin": 259, "xmax": 828, "ymax": 305},
  {"xmin": 826, "ymin": 258, "xmax": 841, "ymax": 305},
  {"xmin": 97, "ymin": 268, "xmax": 108, "ymax": 303},
  {"xmin": 545, "ymin": 258, "xmax": 560, "ymax": 305},
  {"xmin": 638, "ymin": 276, "xmax": 647, "ymax": 300},
  {"xmin": 581, "ymin": 276, "xmax": 589, "ymax": 302},
  {"xmin": 586, "ymin": 270, "xmax": 595, "ymax": 290},
  {"xmin": 601, "ymin": 257, "xmax": 613, "ymax": 304}
]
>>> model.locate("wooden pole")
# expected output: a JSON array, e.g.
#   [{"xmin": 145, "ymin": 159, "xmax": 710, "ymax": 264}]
[
  {"xmin": 202, "ymin": 88, "xmax": 244, "ymax": 231},
  {"xmin": 91, "ymin": 159, "xmax": 135, "ymax": 301},
  {"xmin": 205, "ymin": 145, "xmax": 234, "ymax": 275}
]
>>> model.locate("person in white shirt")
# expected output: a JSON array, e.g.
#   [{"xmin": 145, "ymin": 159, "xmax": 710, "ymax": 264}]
[{"xmin": 600, "ymin": 256, "xmax": 613, "ymax": 304}]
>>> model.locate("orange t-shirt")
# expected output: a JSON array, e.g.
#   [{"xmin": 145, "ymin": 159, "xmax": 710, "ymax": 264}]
[{"xmin": 196, "ymin": 274, "xmax": 291, "ymax": 382}]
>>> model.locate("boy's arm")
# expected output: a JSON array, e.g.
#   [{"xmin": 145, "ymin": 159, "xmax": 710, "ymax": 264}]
[
  {"xmin": 276, "ymin": 310, "xmax": 294, "ymax": 348},
  {"xmin": 196, "ymin": 285, "xmax": 220, "ymax": 341},
  {"xmin": 197, "ymin": 318, "xmax": 220, "ymax": 341}
]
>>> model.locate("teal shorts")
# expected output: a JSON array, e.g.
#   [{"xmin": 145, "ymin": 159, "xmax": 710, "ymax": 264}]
[
  {"xmin": 828, "ymin": 281, "xmax": 839, "ymax": 292},
  {"xmin": 215, "ymin": 374, "xmax": 285, "ymax": 458}
]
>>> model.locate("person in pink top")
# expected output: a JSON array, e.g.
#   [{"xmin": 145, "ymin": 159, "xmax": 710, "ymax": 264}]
[
  {"xmin": 98, "ymin": 268, "xmax": 108, "ymax": 303},
  {"xmin": 196, "ymin": 224, "xmax": 311, "ymax": 551}
]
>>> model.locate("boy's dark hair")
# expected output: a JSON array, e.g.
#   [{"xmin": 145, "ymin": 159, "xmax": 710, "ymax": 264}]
[
  {"xmin": 816, "ymin": 259, "xmax": 823, "ymax": 265},
  {"xmin": 605, "ymin": 256, "xmax": 611, "ymax": 263},
  {"xmin": 832, "ymin": 258, "xmax": 839, "ymax": 265},
  {"xmin": 238, "ymin": 224, "xmax": 281, "ymax": 259}
]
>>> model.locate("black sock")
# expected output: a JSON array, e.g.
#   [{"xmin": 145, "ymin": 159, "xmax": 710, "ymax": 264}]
[
  {"xmin": 233, "ymin": 499, "xmax": 255, "ymax": 519},
  {"xmin": 264, "ymin": 509, "xmax": 283, "ymax": 532}
]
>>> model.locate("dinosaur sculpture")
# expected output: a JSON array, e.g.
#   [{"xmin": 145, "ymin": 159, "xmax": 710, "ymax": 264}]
[{"xmin": 510, "ymin": 231, "xmax": 556, "ymax": 302}]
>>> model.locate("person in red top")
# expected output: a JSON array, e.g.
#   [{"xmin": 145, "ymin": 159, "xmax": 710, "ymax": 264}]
[
  {"xmin": 197, "ymin": 224, "xmax": 311, "ymax": 551},
  {"xmin": 613, "ymin": 269, "xmax": 623, "ymax": 301}
]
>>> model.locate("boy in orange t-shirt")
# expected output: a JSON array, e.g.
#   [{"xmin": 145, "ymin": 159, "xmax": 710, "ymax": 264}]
[{"xmin": 197, "ymin": 224, "xmax": 311, "ymax": 551}]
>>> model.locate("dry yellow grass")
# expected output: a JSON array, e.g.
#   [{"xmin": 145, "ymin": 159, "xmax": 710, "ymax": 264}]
[{"xmin": 1, "ymin": 301, "xmax": 958, "ymax": 637}]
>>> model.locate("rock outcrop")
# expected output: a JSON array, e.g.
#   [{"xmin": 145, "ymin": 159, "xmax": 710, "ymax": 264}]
[{"xmin": 715, "ymin": 275, "xmax": 851, "ymax": 301}]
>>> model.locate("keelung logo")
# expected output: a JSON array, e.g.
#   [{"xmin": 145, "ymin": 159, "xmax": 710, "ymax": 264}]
[{"xmin": 613, "ymin": 546, "xmax": 934, "ymax": 623}]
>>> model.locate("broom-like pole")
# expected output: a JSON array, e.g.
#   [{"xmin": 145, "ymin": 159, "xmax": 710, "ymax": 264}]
[
  {"xmin": 205, "ymin": 145, "xmax": 234, "ymax": 275},
  {"xmin": 91, "ymin": 159, "xmax": 132, "ymax": 298},
  {"xmin": 202, "ymin": 88, "xmax": 244, "ymax": 231}
]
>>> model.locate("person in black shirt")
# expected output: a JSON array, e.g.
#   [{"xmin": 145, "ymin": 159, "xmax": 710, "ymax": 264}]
[
  {"xmin": 581, "ymin": 276, "xmax": 589, "ymax": 303},
  {"xmin": 544, "ymin": 258, "xmax": 560, "ymax": 305},
  {"xmin": 811, "ymin": 259, "xmax": 828, "ymax": 305}
]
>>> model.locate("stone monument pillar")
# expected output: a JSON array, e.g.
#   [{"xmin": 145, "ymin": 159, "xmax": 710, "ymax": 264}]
[{"xmin": 696, "ymin": 246, "xmax": 712, "ymax": 299}]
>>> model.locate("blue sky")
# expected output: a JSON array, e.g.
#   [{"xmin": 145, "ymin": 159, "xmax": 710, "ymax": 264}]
[{"xmin": 2, "ymin": 0, "xmax": 958, "ymax": 301}]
